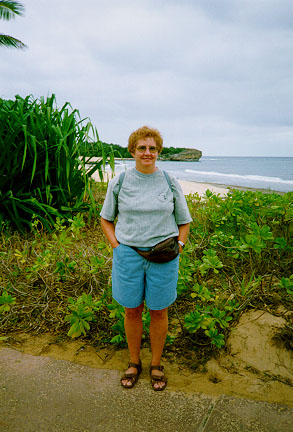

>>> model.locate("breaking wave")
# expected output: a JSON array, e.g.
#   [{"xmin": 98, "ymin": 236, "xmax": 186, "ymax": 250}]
[{"xmin": 185, "ymin": 169, "xmax": 293, "ymax": 185}]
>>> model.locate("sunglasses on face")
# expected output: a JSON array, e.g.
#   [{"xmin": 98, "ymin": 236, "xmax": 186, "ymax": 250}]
[{"xmin": 136, "ymin": 145, "xmax": 158, "ymax": 154}]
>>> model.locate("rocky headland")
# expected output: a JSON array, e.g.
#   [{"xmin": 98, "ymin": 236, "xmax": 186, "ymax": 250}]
[{"xmin": 160, "ymin": 148, "xmax": 202, "ymax": 161}]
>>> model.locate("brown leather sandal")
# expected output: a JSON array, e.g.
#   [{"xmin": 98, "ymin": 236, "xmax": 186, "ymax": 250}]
[
  {"xmin": 120, "ymin": 360, "xmax": 142, "ymax": 389},
  {"xmin": 150, "ymin": 365, "xmax": 168, "ymax": 391}
]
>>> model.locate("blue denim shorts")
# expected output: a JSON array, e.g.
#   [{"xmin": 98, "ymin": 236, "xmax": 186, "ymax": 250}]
[{"xmin": 112, "ymin": 243, "xmax": 179, "ymax": 310}]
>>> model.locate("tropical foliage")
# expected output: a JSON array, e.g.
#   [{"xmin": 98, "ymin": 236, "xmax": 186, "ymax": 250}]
[
  {"xmin": 0, "ymin": 187, "xmax": 292, "ymax": 365},
  {"xmin": 80, "ymin": 141, "xmax": 132, "ymax": 158},
  {"xmin": 160, "ymin": 146, "xmax": 186, "ymax": 156},
  {"xmin": 0, "ymin": 1, "xmax": 26, "ymax": 49},
  {"xmin": 0, "ymin": 94, "xmax": 114, "ymax": 231}
]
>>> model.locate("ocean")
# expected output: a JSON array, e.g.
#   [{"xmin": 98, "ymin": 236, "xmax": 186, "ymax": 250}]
[{"xmin": 114, "ymin": 157, "xmax": 293, "ymax": 193}]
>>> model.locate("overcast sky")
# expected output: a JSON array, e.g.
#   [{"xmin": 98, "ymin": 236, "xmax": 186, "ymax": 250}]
[{"xmin": 1, "ymin": 0, "xmax": 293, "ymax": 156}]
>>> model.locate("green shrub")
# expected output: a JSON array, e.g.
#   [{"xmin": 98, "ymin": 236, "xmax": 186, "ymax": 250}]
[
  {"xmin": 65, "ymin": 293, "xmax": 102, "ymax": 338},
  {"xmin": 0, "ymin": 186, "xmax": 292, "ymax": 361},
  {"xmin": 0, "ymin": 290, "xmax": 16, "ymax": 314},
  {"xmin": 172, "ymin": 189, "xmax": 292, "ymax": 352},
  {"xmin": 0, "ymin": 94, "xmax": 113, "ymax": 231}
]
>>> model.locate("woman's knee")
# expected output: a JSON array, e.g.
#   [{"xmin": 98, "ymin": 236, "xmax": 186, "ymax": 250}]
[
  {"xmin": 125, "ymin": 303, "xmax": 144, "ymax": 320},
  {"xmin": 149, "ymin": 308, "xmax": 168, "ymax": 320}
]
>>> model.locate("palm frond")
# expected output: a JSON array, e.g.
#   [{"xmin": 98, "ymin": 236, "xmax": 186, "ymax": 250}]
[
  {"xmin": 0, "ymin": 1, "xmax": 24, "ymax": 20},
  {"xmin": 0, "ymin": 33, "xmax": 26, "ymax": 48}
]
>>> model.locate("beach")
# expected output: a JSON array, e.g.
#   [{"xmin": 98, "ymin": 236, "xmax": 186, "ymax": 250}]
[{"xmin": 177, "ymin": 180, "xmax": 228, "ymax": 196}]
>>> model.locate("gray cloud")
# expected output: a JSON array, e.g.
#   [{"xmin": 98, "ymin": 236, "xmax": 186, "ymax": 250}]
[{"xmin": 1, "ymin": 0, "xmax": 293, "ymax": 155}]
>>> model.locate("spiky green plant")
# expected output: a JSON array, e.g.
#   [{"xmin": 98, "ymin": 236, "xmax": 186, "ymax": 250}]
[{"xmin": 0, "ymin": 94, "xmax": 114, "ymax": 230}]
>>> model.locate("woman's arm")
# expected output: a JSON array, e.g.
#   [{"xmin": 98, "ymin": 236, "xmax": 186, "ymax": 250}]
[
  {"xmin": 178, "ymin": 223, "xmax": 190, "ymax": 253},
  {"xmin": 100, "ymin": 217, "xmax": 120, "ymax": 249}
]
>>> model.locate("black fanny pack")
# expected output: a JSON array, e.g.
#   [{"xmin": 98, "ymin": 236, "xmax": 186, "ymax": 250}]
[{"xmin": 131, "ymin": 237, "xmax": 179, "ymax": 264}]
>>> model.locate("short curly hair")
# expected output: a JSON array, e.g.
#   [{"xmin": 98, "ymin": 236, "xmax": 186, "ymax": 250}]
[{"xmin": 128, "ymin": 126, "xmax": 163, "ymax": 154}]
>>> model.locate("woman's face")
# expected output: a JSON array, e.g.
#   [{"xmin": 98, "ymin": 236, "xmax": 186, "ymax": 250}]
[{"xmin": 131, "ymin": 137, "xmax": 158, "ymax": 173}]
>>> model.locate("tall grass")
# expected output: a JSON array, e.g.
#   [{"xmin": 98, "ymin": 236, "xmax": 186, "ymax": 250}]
[{"xmin": 0, "ymin": 94, "xmax": 114, "ymax": 230}]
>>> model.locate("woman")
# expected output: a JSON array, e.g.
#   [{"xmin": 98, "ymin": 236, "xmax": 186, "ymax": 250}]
[{"xmin": 100, "ymin": 126, "xmax": 192, "ymax": 391}]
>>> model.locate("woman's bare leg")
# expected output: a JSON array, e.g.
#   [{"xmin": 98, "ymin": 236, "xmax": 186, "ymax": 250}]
[
  {"xmin": 149, "ymin": 307, "xmax": 168, "ymax": 390},
  {"xmin": 121, "ymin": 303, "xmax": 144, "ymax": 387}
]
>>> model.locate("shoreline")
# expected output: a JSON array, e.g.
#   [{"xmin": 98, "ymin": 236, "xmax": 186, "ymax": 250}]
[
  {"xmin": 92, "ymin": 171, "xmax": 285, "ymax": 197},
  {"xmin": 178, "ymin": 180, "xmax": 286, "ymax": 196}
]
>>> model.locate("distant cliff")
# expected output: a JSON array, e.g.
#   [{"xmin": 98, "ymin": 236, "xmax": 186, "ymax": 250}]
[{"xmin": 160, "ymin": 148, "xmax": 202, "ymax": 161}]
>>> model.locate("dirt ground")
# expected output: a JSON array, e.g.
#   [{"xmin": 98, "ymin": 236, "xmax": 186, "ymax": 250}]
[{"xmin": 1, "ymin": 310, "xmax": 292, "ymax": 407}]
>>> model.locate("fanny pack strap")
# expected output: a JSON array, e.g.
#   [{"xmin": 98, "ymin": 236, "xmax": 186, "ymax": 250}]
[
  {"xmin": 130, "ymin": 246, "xmax": 152, "ymax": 259},
  {"xmin": 131, "ymin": 236, "xmax": 177, "ymax": 258}
]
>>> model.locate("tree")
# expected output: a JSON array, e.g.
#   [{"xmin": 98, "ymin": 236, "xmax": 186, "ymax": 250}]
[{"xmin": 0, "ymin": 1, "xmax": 27, "ymax": 48}]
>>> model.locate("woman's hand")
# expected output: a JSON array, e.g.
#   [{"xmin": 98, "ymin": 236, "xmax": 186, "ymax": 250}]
[{"xmin": 101, "ymin": 218, "xmax": 119, "ymax": 249}]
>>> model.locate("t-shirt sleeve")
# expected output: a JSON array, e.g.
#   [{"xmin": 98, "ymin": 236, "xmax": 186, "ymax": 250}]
[
  {"xmin": 99, "ymin": 176, "xmax": 120, "ymax": 221},
  {"xmin": 171, "ymin": 177, "xmax": 193, "ymax": 225}
]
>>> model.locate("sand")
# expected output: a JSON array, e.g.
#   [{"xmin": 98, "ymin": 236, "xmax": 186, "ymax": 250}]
[{"xmin": 177, "ymin": 180, "xmax": 228, "ymax": 197}]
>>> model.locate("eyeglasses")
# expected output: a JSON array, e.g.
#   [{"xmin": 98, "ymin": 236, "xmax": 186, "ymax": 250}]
[{"xmin": 136, "ymin": 145, "xmax": 158, "ymax": 154}]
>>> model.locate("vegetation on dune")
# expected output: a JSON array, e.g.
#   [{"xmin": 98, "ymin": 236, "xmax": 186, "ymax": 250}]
[
  {"xmin": 0, "ymin": 94, "xmax": 114, "ymax": 231},
  {"xmin": 0, "ymin": 184, "xmax": 292, "ymax": 367},
  {"xmin": 0, "ymin": 93, "xmax": 292, "ymax": 367}
]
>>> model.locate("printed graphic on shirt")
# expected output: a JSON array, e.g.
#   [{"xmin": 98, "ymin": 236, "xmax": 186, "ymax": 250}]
[{"xmin": 157, "ymin": 192, "xmax": 168, "ymax": 202}]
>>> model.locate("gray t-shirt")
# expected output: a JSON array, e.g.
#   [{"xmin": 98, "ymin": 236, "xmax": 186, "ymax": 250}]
[{"xmin": 100, "ymin": 168, "xmax": 192, "ymax": 247}]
